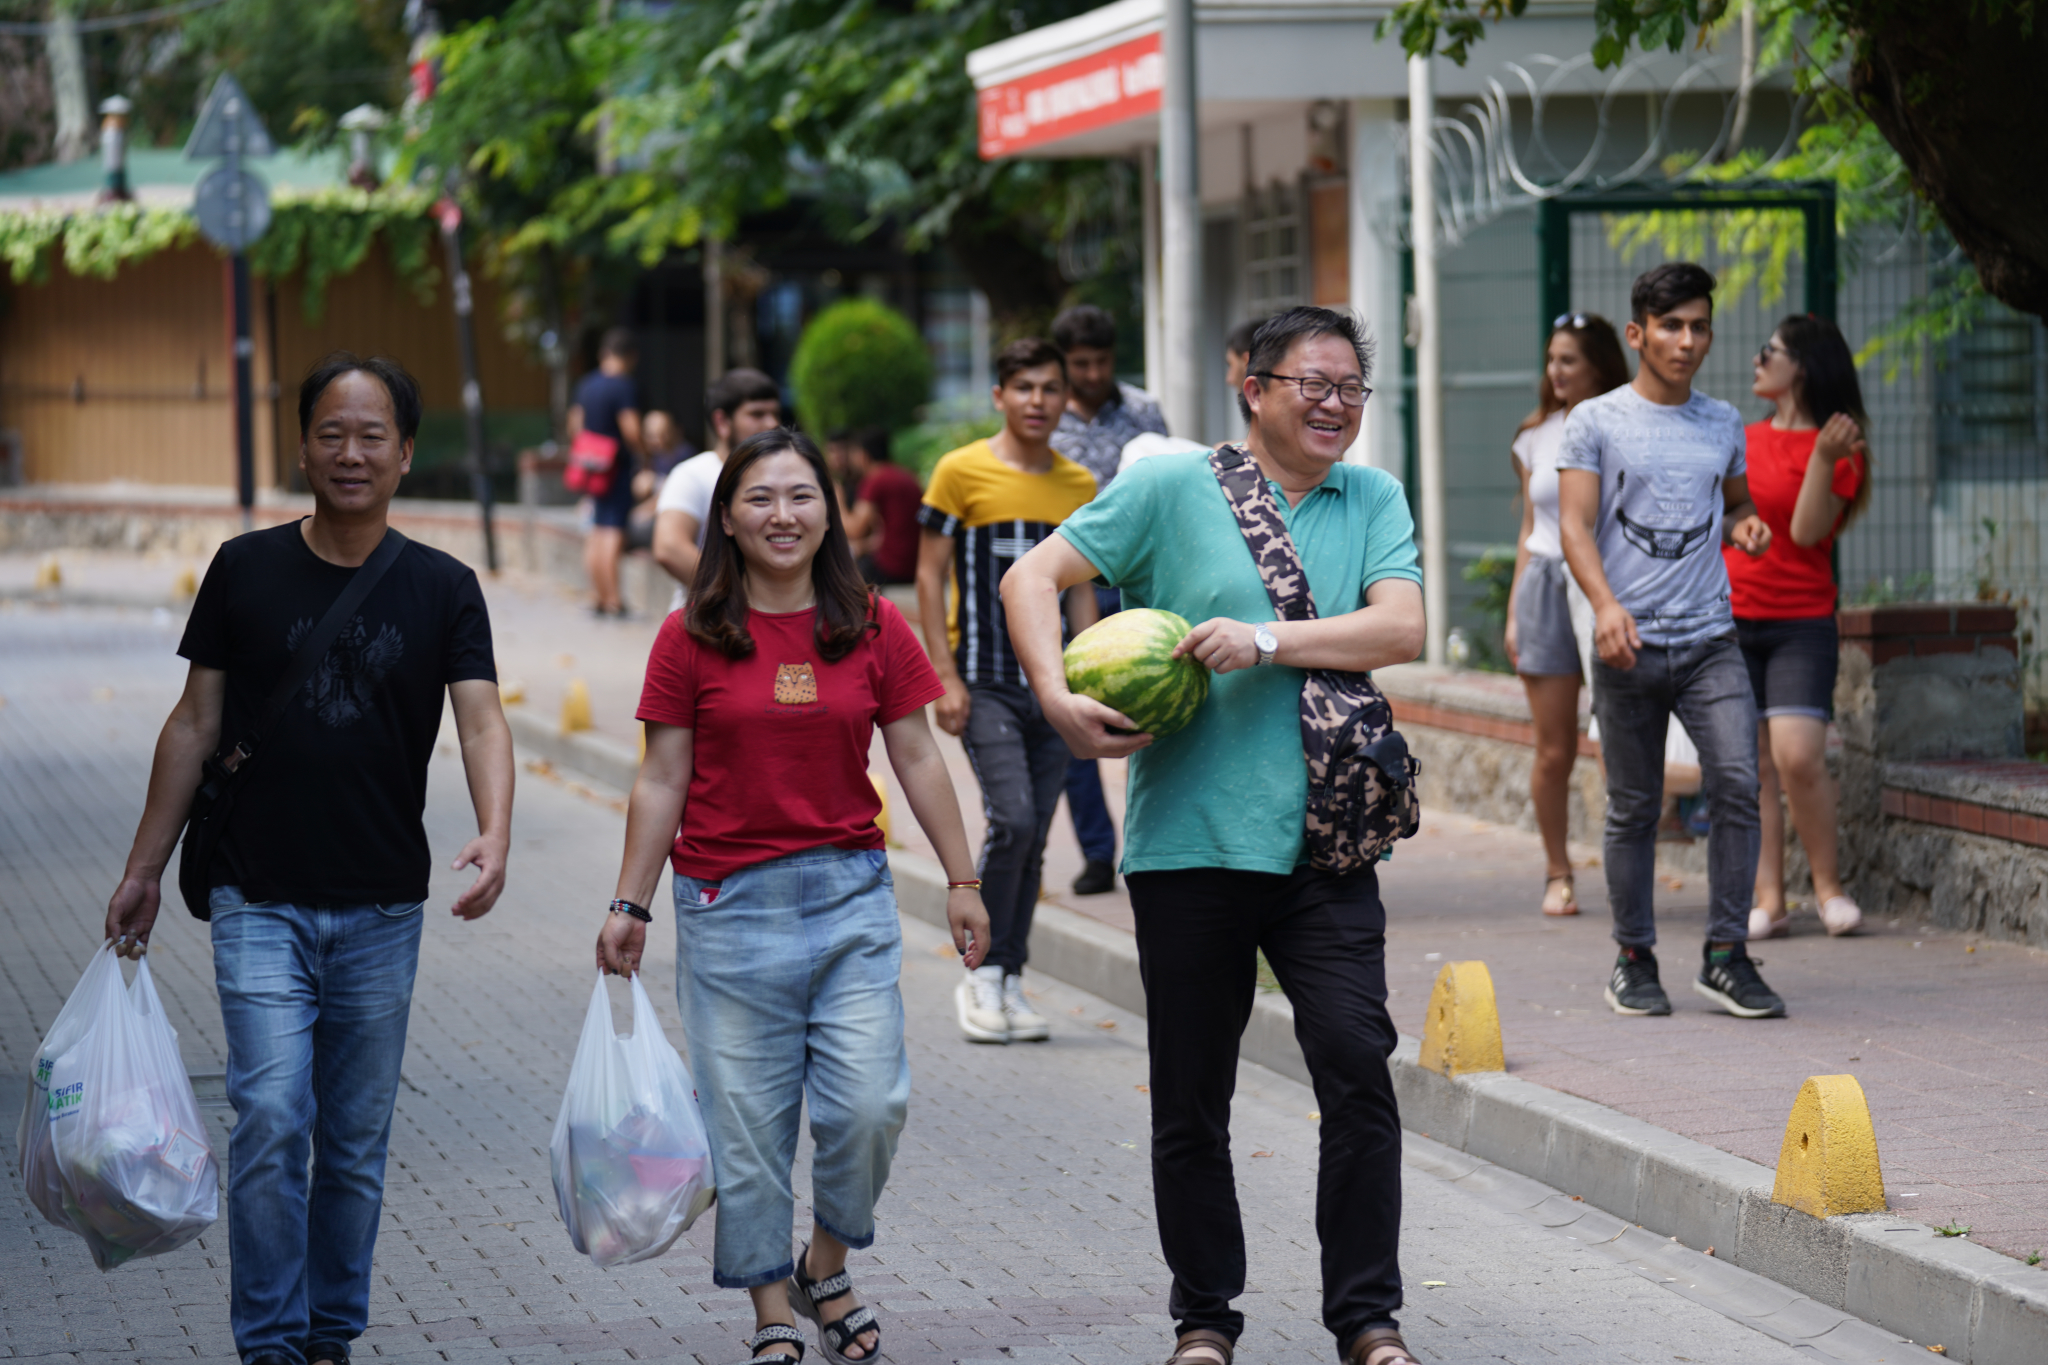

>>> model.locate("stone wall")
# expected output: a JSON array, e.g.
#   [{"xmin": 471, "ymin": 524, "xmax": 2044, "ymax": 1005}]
[{"xmin": 1837, "ymin": 603, "xmax": 2048, "ymax": 947}]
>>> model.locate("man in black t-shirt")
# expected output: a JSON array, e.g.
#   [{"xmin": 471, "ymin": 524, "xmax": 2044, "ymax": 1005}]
[{"xmin": 105, "ymin": 352, "xmax": 515, "ymax": 1365}]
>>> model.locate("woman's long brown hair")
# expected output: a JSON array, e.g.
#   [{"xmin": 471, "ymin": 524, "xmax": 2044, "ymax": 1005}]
[
  {"xmin": 685, "ymin": 428, "xmax": 877, "ymax": 662},
  {"xmin": 1515, "ymin": 314, "xmax": 1632, "ymax": 442}
]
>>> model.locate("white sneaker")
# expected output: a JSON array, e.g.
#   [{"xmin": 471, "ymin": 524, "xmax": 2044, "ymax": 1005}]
[
  {"xmin": 955, "ymin": 966, "xmax": 1009, "ymax": 1044},
  {"xmin": 1748, "ymin": 907, "xmax": 1790, "ymax": 940},
  {"xmin": 1819, "ymin": 894, "xmax": 1863, "ymax": 937},
  {"xmin": 1002, "ymin": 974, "xmax": 1050, "ymax": 1042}
]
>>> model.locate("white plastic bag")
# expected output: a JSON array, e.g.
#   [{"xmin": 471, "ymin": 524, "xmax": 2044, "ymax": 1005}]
[
  {"xmin": 17, "ymin": 944, "xmax": 219, "ymax": 1270},
  {"xmin": 550, "ymin": 972, "xmax": 714, "ymax": 1268}
]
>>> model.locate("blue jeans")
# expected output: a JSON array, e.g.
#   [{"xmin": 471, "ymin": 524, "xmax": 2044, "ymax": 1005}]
[
  {"xmin": 1064, "ymin": 758, "xmax": 1117, "ymax": 864},
  {"xmin": 1591, "ymin": 633, "xmax": 1760, "ymax": 948},
  {"xmin": 209, "ymin": 886, "xmax": 425, "ymax": 1365},
  {"xmin": 961, "ymin": 682, "xmax": 1073, "ymax": 974},
  {"xmin": 672, "ymin": 846, "xmax": 911, "ymax": 1288}
]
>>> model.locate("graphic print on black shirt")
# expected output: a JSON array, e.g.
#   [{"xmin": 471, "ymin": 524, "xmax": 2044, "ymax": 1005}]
[
  {"xmin": 286, "ymin": 614, "xmax": 406, "ymax": 726},
  {"xmin": 179, "ymin": 521, "xmax": 496, "ymax": 905}
]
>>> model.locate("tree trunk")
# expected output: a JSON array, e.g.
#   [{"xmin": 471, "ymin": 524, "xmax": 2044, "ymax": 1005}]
[
  {"xmin": 945, "ymin": 195, "xmax": 1070, "ymax": 341},
  {"xmin": 1853, "ymin": 2, "xmax": 2048, "ymax": 318},
  {"xmin": 45, "ymin": 0, "xmax": 90, "ymax": 164}
]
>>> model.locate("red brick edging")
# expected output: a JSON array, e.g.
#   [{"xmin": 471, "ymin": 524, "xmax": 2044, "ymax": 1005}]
[
  {"xmin": 1388, "ymin": 697, "xmax": 1601, "ymax": 759},
  {"xmin": 1881, "ymin": 787, "xmax": 2048, "ymax": 848}
]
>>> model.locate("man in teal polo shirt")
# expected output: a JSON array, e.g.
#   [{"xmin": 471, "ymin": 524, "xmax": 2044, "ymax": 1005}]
[{"xmin": 1001, "ymin": 306, "xmax": 1426, "ymax": 1365}]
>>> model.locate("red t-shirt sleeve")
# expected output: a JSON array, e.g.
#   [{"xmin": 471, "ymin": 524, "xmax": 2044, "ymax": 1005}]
[
  {"xmin": 1832, "ymin": 451, "xmax": 1865, "ymax": 502},
  {"xmin": 636, "ymin": 612, "xmax": 700, "ymax": 728},
  {"xmin": 874, "ymin": 598, "xmax": 946, "ymax": 724}
]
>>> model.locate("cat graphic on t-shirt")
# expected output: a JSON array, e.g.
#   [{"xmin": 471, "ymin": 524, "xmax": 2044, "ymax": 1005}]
[{"xmin": 773, "ymin": 662, "xmax": 817, "ymax": 706}]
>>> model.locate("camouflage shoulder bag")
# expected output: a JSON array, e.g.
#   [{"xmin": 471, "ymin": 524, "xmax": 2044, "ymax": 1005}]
[{"xmin": 1207, "ymin": 443, "xmax": 1420, "ymax": 872}]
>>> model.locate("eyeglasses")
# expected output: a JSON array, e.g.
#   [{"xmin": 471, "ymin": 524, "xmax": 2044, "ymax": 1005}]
[
  {"xmin": 1256, "ymin": 372, "xmax": 1373, "ymax": 407},
  {"xmin": 1552, "ymin": 313, "xmax": 1589, "ymax": 330}
]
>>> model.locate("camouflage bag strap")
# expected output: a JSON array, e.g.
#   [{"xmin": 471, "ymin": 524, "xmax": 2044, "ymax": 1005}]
[{"xmin": 1206, "ymin": 443, "xmax": 1318, "ymax": 625}]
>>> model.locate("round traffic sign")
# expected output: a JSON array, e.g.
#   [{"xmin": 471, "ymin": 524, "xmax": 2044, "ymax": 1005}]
[{"xmin": 194, "ymin": 165, "xmax": 272, "ymax": 252}]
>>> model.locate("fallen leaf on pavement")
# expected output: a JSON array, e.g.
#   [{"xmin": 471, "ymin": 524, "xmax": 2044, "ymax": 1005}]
[
  {"xmin": 1421, "ymin": 1281, "xmax": 1446, "ymax": 1288},
  {"xmin": 1096, "ymin": 1019, "xmax": 1117, "ymax": 1030},
  {"xmin": 1250, "ymin": 1151, "xmax": 1272, "ymax": 1158}
]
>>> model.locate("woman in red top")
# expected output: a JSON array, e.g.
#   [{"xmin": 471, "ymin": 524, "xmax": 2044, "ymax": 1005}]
[
  {"xmin": 597, "ymin": 430, "xmax": 990, "ymax": 1365},
  {"xmin": 1730, "ymin": 316, "xmax": 1871, "ymax": 940}
]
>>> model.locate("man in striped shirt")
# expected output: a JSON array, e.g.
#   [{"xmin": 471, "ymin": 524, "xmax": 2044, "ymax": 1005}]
[{"xmin": 916, "ymin": 337, "xmax": 1099, "ymax": 1045}]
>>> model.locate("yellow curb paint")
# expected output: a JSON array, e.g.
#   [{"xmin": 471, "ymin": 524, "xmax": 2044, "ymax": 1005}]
[
  {"xmin": 1417, "ymin": 960, "xmax": 1505, "ymax": 1076},
  {"xmin": 499, "ymin": 679, "xmax": 527, "ymax": 705},
  {"xmin": 172, "ymin": 565, "xmax": 198, "ymax": 598},
  {"xmin": 34, "ymin": 554, "xmax": 61, "ymax": 589},
  {"xmin": 560, "ymin": 679, "xmax": 593, "ymax": 734},
  {"xmin": 871, "ymin": 772, "xmax": 892, "ymax": 842},
  {"xmin": 1771, "ymin": 1074, "xmax": 1886, "ymax": 1218}
]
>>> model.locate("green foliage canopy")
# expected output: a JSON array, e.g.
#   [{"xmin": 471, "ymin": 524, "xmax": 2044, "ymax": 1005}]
[{"xmin": 789, "ymin": 299, "xmax": 934, "ymax": 437}]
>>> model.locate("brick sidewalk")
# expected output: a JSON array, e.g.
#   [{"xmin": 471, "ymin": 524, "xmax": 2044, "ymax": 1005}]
[{"xmin": 1, "ymin": 602, "xmax": 1884, "ymax": 1364}]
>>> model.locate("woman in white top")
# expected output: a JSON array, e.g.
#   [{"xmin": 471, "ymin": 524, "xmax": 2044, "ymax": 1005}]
[{"xmin": 1505, "ymin": 314, "xmax": 1631, "ymax": 915}]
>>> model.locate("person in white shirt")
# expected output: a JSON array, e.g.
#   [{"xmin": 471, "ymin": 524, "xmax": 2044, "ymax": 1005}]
[
  {"xmin": 653, "ymin": 368, "xmax": 784, "ymax": 609},
  {"xmin": 1503, "ymin": 314, "xmax": 1630, "ymax": 916}
]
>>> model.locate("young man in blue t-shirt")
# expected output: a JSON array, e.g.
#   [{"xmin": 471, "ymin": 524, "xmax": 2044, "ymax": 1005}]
[{"xmin": 1557, "ymin": 261, "xmax": 1786, "ymax": 1020}]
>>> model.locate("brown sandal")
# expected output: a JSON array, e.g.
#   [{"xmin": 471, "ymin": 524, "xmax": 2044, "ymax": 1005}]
[
  {"xmin": 1164, "ymin": 1329, "xmax": 1233, "ymax": 1365},
  {"xmin": 1347, "ymin": 1326, "xmax": 1419, "ymax": 1365},
  {"xmin": 1541, "ymin": 874, "xmax": 1578, "ymax": 916}
]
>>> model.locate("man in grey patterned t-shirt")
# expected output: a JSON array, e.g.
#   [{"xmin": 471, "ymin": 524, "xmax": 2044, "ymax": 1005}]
[{"xmin": 1558, "ymin": 262, "xmax": 1789, "ymax": 1022}]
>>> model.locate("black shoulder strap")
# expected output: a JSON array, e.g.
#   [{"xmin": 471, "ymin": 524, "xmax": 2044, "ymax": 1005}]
[
  {"xmin": 222, "ymin": 528, "xmax": 409, "ymax": 767},
  {"xmin": 1207, "ymin": 443, "xmax": 1319, "ymax": 623}
]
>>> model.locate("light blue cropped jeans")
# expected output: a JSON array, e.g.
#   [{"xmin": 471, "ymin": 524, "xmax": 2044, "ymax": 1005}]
[{"xmin": 672, "ymin": 845, "xmax": 911, "ymax": 1288}]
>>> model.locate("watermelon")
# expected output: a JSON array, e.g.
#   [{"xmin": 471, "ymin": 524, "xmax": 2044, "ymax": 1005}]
[{"xmin": 1063, "ymin": 609, "xmax": 1210, "ymax": 736}]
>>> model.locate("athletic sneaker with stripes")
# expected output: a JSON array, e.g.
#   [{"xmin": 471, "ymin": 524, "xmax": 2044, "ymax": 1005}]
[
  {"xmin": 1604, "ymin": 946, "xmax": 1672, "ymax": 1016},
  {"xmin": 1694, "ymin": 942, "xmax": 1787, "ymax": 1018}
]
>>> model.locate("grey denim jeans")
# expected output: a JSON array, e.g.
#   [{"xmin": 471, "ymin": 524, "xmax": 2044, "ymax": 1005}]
[
  {"xmin": 960, "ymin": 681, "xmax": 1074, "ymax": 974},
  {"xmin": 1591, "ymin": 632, "xmax": 1759, "ymax": 947}
]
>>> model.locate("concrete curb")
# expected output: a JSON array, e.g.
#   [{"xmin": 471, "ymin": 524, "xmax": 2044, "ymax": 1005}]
[
  {"xmin": 504, "ymin": 707, "xmax": 640, "ymax": 792},
  {"xmin": 884, "ymin": 847, "xmax": 2048, "ymax": 1365}
]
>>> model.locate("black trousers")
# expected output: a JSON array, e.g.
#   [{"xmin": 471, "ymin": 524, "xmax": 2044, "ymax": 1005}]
[{"xmin": 1127, "ymin": 864, "xmax": 1404, "ymax": 1354}]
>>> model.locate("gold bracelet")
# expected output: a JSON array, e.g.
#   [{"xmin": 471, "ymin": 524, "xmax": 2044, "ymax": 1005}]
[{"xmin": 946, "ymin": 879, "xmax": 983, "ymax": 890}]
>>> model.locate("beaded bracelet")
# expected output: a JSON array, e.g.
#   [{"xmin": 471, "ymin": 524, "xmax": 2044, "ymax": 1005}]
[{"xmin": 608, "ymin": 898, "xmax": 652, "ymax": 922}]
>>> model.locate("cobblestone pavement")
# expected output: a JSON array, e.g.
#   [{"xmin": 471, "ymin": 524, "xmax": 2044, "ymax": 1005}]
[{"xmin": 0, "ymin": 603, "xmax": 1916, "ymax": 1365}]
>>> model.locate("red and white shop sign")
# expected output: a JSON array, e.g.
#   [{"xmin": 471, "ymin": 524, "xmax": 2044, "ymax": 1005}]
[{"xmin": 977, "ymin": 33, "xmax": 1162, "ymax": 159}]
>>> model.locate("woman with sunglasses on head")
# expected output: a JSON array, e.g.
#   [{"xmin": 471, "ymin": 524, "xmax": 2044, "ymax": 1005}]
[
  {"xmin": 1505, "ymin": 314, "xmax": 1632, "ymax": 915},
  {"xmin": 1734, "ymin": 317, "xmax": 1871, "ymax": 939},
  {"xmin": 597, "ymin": 429, "xmax": 991, "ymax": 1365}
]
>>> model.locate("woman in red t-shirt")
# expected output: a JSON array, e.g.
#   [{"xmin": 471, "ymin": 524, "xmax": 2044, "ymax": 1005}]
[
  {"xmin": 1730, "ymin": 316, "xmax": 1871, "ymax": 941},
  {"xmin": 597, "ymin": 430, "xmax": 990, "ymax": 1365}
]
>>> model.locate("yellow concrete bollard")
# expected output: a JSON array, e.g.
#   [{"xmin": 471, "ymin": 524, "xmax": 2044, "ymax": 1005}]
[
  {"xmin": 560, "ymin": 679, "xmax": 593, "ymax": 734},
  {"xmin": 34, "ymin": 554, "xmax": 61, "ymax": 589},
  {"xmin": 871, "ymin": 772, "xmax": 892, "ymax": 842},
  {"xmin": 1772, "ymin": 1074, "xmax": 1886, "ymax": 1218},
  {"xmin": 172, "ymin": 565, "xmax": 198, "ymax": 598},
  {"xmin": 1417, "ymin": 960, "xmax": 1505, "ymax": 1076},
  {"xmin": 498, "ymin": 679, "xmax": 526, "ymax": 705}
]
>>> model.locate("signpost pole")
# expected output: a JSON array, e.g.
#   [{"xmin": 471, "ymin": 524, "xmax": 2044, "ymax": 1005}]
[
  {"xmin": 1160, "ymin": 0, "xmax": 1201, "ymax": 441},
  {"xmin": 440, "ymin": 206, "xmax": 498, "ymax": 573},
  {"xmin": 1408, "ymin": 53, "xmax": 1447, "ymax": 666},
  {"xmin": 231, "ymin": 252, "xmax": 255, "ymax": 531}
]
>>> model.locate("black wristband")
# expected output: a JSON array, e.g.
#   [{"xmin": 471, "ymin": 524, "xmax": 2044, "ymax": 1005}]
[{"xmin": 608, "ymin": 898, "xmax": 652, "ymax": 922}]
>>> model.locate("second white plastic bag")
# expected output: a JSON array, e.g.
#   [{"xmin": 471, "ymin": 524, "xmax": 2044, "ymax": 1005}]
[
  {"xmin": 550, "ymin": 972, "xmax": 713, "ymax": 1268},
  {"xmin": 17, "ymin": 944, "xmax": 220, "ymax": 1270}
]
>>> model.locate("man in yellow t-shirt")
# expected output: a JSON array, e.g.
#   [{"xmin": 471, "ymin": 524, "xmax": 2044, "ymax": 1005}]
[{"xmin": 915, "ymin": 337, "xmax": 1099, "ymax": 1046}]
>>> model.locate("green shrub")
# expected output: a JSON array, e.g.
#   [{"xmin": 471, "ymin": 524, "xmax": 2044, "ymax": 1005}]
[{"xmin": 789, "ymin": 299, "xmax": 933, "ymax": 438}]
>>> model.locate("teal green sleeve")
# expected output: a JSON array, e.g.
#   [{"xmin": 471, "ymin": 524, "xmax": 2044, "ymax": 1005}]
[
  {"xmin": 1358, "ymin": 467, "xmax": 1423, "ymax": 588},
  {"xmin": 1055, "ymin": 456, "xmax": 1161, "ymax": 594}
]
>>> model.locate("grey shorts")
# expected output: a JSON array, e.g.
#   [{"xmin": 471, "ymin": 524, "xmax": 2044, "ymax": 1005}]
[{"xmin": 1514, "ymin": 555, "xmax": 1583, "ymax": 679}]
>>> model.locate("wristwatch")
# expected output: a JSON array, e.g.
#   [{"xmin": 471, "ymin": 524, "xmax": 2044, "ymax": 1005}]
[{"xmin": 1253, "ymin": 622, "xmax": 1279, "ymax": 667}]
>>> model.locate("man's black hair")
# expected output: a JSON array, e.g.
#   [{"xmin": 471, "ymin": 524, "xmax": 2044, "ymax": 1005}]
[
  {"xmin": 298, "ymin": 352, "xmax": 422, "ymax": 443},
  {"xmin": 854, "ymin": 427, "xmax": 891, "ymax": 463},
  {"xmin": 599, "ymin": 325, "xmax": 637, "ymax": 359},
  {"xmin": 707, "ymin": 367, "xmax": 781, "ymax": 419},
  {"xmin": 1238, "ymin": 306, "xmax": 1373, "ymax": 423},
  {"xmin": 1631, "ymin": 262, "xmax": 1716, "ymax": 325},
  {"xmin": 1051, "ymin": 304, "xmax": 1117, "ymax": 353},
  {"xmin": 1226, "ymin": 317, "xmax": 1264, "ymax": 357},
  {"xmin": 996, "ymin": 337, "xmax": 1067, "ymax": 387}
]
